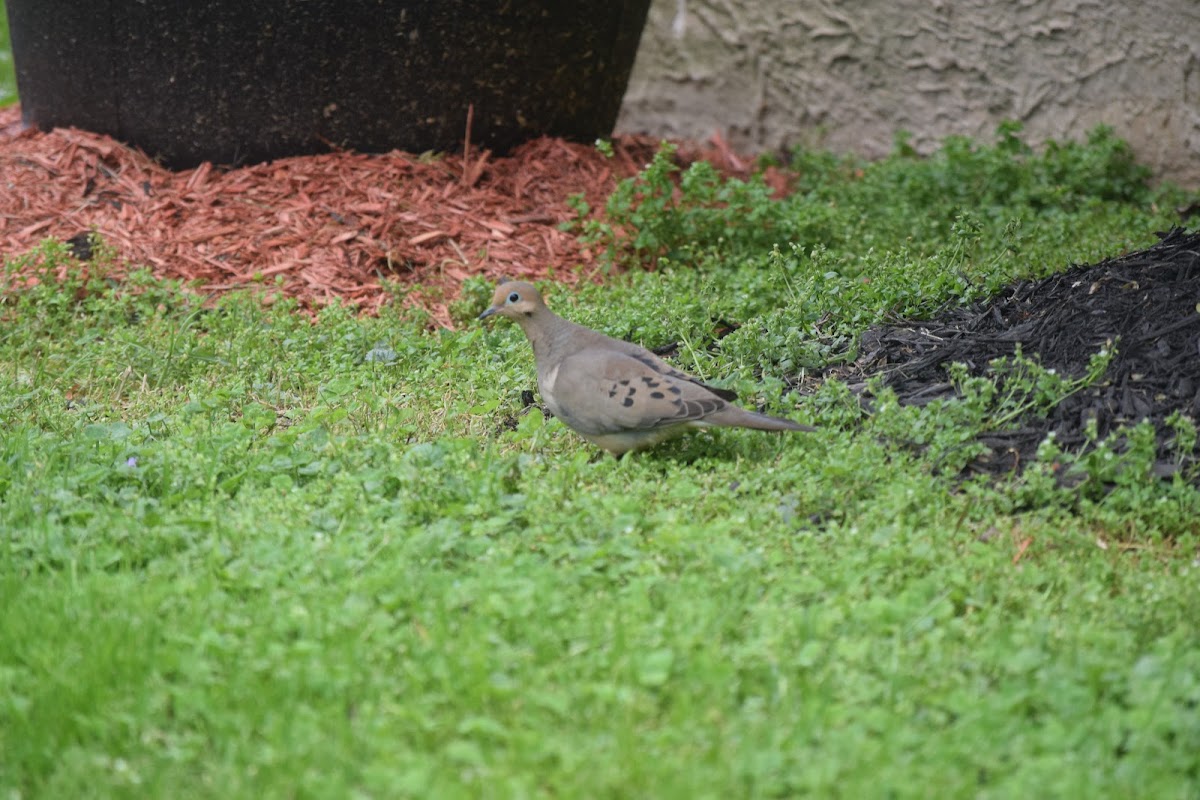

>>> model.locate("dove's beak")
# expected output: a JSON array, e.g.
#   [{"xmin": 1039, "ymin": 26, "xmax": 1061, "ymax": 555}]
[{"xmin": 478, "ymin": 306, "xmax": 499, "ymax": 321}]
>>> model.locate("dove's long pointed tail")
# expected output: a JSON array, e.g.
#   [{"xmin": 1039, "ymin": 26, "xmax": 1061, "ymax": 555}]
[{"xmin": 705, "ymin": 406, "xmax": 815, "ymax": 432}]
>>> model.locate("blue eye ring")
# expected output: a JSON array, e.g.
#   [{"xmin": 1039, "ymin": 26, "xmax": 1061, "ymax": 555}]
[{"xmin": 507, "ymin": 292, "xmax": 520, "ymax": 303}]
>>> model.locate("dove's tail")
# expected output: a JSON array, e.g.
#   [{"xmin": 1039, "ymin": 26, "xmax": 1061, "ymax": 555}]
[{"xmin": 706, "ymin": 406, "xmax": 815, "ymax": 433}]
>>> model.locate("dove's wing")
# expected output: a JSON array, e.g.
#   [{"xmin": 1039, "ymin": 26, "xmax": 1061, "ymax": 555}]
[{"xmin": 543, "ymin": 348, "xmax": 730, "ymax": 437}]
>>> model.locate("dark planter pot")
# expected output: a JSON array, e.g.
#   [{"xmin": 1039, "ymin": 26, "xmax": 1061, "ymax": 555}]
[{"xmin": 5, "ymin": 1, "xmax": 651, "ymax": 169}]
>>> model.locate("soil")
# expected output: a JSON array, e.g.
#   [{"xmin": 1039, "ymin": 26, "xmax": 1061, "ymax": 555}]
[{"xmin": 813, "ymin": 228, "xmax": 1200, "ymax": 482}]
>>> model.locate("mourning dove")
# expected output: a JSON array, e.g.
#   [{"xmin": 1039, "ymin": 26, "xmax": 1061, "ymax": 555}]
[{"xmin": 479, "ymin": 280, "xmax": 814, "ymax": 455}]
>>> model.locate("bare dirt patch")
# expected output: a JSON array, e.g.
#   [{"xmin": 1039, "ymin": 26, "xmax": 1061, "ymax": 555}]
[{"xmin": 818, "ymin": 228, "xmax": 1200, "ymax": 481}]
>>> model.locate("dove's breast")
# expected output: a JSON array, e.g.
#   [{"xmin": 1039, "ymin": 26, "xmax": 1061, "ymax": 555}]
[{"xmin": 537, "ymin": 362, "xmax": 565, "ymax": 420}]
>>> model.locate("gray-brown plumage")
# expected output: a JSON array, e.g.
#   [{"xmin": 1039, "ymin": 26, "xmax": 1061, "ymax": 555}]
[{"xmin": 479, "ymin": 280, "xmax": 814, "ymax": 455}]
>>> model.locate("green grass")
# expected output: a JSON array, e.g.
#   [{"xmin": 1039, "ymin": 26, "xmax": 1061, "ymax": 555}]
[
  {"xmin": 0, "ymin": 1, "xmax": 14, "ymax": 106},
  {"xmin": 2, "ymin": 128, "xmax": 1199, "ymax": 798}
]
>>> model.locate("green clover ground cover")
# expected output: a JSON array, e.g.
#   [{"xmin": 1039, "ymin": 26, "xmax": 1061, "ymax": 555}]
[
  {"xmin": 2, "ymin": 128, "xmax": 1199, "ymax": 798},
  {"xmin": 0, "ymin": 2, "xmax": 13, "ymax": 108}
]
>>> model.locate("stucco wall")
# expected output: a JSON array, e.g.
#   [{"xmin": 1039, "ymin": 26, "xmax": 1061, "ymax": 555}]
[{"xmin": 615, "ymin": 0, "xmax": 1200, "ymax": 186}]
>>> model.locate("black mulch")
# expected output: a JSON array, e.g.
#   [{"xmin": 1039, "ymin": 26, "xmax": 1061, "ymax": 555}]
[{"xmin": 811, "ymin": 227, "xmax": 1200, "ymax": 482}]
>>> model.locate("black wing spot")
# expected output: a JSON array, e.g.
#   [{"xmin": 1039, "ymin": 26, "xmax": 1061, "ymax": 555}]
[
  {"xmin": 608, "ymin": 388, "xmax": 617, "ymax": 398},
  {"xmin": 619, "ymin": 379, "xmax": 630, "ymax": 386},
  {"xmin": 650, "ymin": 391, "xmax": 665, "ymax": 399},
  {"xmin": 698, "ymin": 383, "xmax": 737, "ymax": 401},
  {"xmin": 668, "ymin": 385, "xmax": 682, "ymax": 395},
  {"xmin": 622, "ymin": 397, "xmax": 634, "ymax": 407}
]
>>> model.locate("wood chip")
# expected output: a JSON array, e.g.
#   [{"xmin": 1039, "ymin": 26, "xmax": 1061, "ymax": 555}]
[
  {"xmin": 409, "ymin": 230, "xmax": 448, "ymax": 246},
  {"xmin": 0, "ymin": 106, "xmax": 777, "ymax": 327}
]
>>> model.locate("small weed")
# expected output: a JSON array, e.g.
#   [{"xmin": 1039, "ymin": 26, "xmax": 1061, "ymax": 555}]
[
  {"xmin": 568, "ymin": 141, "xmax": 787, "ymax": 271},
  {"xmin": 948, "ymin": 343, "xmax": 1116, "ymax": 432}
]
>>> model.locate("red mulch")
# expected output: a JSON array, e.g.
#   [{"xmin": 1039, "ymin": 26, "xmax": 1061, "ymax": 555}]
[{"xmin": 0, "ymin": 105, "xmax": 781, "ymax": 327}]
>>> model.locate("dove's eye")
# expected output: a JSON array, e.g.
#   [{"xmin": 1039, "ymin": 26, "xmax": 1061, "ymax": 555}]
[{"xmin": 507, "ymin": 292, "xmax": 520, "ymax": 303}]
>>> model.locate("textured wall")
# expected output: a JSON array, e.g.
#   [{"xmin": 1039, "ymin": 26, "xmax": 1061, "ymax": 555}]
[{"xmin": 616, "ymin": 0, "xmax": 1200, "ymax": 185}]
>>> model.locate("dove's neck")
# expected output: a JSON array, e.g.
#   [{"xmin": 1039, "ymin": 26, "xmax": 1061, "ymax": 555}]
[{"xmin": 519, "ymin": 308, "xmax": 591, "ymax": 368}]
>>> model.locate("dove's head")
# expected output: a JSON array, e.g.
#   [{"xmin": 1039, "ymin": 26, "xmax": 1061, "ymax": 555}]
[{"xmin": 478, "ymin": 280, "xmax": 546, "ymax": 322}]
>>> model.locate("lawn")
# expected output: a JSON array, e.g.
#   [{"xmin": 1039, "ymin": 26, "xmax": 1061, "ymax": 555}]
[
  {"xmin": 0, "ymin": 2, "xmax": 13, "ymax": 107},
  {"xmin": 2, "ymin": 117, "xmax": 1199, "ymax": 797}
]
